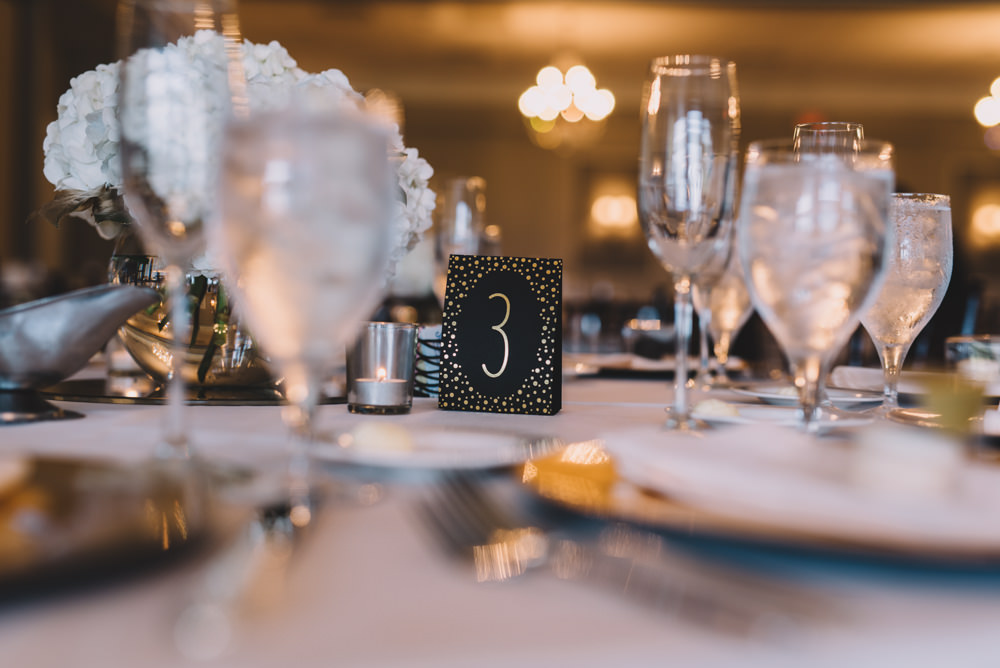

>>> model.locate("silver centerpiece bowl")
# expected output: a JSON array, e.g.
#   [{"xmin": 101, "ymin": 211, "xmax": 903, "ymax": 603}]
[{"xmin": 0, "ymin": 284, "xmax": 159, "ymax": 424}]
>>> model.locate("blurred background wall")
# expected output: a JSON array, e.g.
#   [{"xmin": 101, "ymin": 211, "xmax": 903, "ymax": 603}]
[{"xmin": 4, "ymin": 0, "xmax": 1000, "ymax": 354}]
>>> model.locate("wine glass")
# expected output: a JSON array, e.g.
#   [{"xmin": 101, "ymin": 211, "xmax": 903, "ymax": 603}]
[
  {"xmin": 861, "ymin": 193, "xmax": 952, "ymax": 413},
  {"xmin": 214, "ymin": 104, "xmax": 395, "ymax": 518},
  {"xmin": 117, "ymin": 0, "xmax": 244, "ymax": 459},
  {"xmin": 638, "ymin": 55, "xmax": 740, "ymax": 429},
  {"xmin": 738, "ymin": 138, "xmax": 894, "ymax": 432},
  {"xmin": 433, "ymin": 176, "xmax": 486, "ymax": 305},
  {"xmin": 706, "ymin": 251, "xmax": 753, "ymax": 386},
  {"xmin": 793, "ymin": 121, "xmax": 864, "ymax": 153}
]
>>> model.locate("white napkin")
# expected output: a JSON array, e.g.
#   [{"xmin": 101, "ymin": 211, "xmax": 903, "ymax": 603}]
[{"xmin": 601, "ymin": 422, "xmax": 1000, "ymax": 549}]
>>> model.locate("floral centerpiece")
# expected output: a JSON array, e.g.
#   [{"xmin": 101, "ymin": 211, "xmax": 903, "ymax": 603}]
[
  {"xmin": 41, "ymin": 38, "xmax": 436, "ymax": 387},
  {"xmin": 42, "ymin": 37, "xmax": 435, "ymax": 270}
]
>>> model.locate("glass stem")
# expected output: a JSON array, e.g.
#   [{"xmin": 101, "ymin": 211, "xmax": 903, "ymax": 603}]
[
  {"xmin": 792, "ymin": 356, "xmax": 823, "ymax": 433},
  {"xmin": 670, "ymin": 279, "xmax": 694, "ymax": 426},
  {"xmin": 159, "ymin": 263, "xmax": 190, "ymax": 460},
  {"xmin": 281, "ymin": 371, "xmax": 322, "ymax": 529},
  {"xmin": 697, "ymin": 307, "xmax": 712, "ymax": 387},
  {"xmin": 879, "ymin": 343, "xmax": 907, "ymax": 410},
  {"xmin": 714, "ymin": 332, "xmax": 732, "ymax": 383}
]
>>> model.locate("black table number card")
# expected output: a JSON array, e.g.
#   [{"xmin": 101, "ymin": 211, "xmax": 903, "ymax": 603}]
[{"xmin": 438, "ymin": 255, "xmax": 562, "ymax": 415}]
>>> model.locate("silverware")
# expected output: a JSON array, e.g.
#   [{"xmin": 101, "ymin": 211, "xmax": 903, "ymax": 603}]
[{"xmin": 418, "ymin": 471, "xmax": 835, "ymax": 636}]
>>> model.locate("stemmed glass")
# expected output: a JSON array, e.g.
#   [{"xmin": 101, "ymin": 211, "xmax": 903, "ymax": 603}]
[
  {"xmin": 638, "ymin": 55, "xmax": 740, "ymax": 429},
  {"xmin": 214, "ymin": 104, "xmax": 395, "ymax": 518},
  {"xmin": 860, "ymin": 193, "xmax": 952, "ymax": 413},
  {"xmin": 738, "ymin": 139, "xmax": 894, "ymax": 432},
  {"xmin": 117, "ymin": 0, "xmax": 244, "ymax": 459},
  {"xmin": 705, "ymin": 252, "xmax": 753, "ymax": 386},
  {"xmin": 433, "ymin": 176, "xmax": 487, "ymax": 305}
]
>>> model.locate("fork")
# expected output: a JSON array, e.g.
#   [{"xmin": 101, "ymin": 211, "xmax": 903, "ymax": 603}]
[{"xmin": 417, "ymin": 471, "xmax": 835, "ymax": 636}]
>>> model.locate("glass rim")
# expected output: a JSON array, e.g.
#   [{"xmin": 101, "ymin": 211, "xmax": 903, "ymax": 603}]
[
  {"xmin": 793, "ymin": 121, "xmax": 864, "ymax": 132},
  {"xmin": 362, "ymin": 321, "xmax": 418, "ymax": 332},
  {"xmin": 745, "ymin": 137, "xmax": 894, "ymax": 161},
  {"xmin": 649, "ymin": 54, "xmax": 734, "ymax": 75},
  {"xmin": 892, "ymin": 192, "xmax": 950, "ymax": 205}
]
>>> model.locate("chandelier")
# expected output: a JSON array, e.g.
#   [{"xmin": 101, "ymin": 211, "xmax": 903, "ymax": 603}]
[{"xmin": 518, "ymin": 64, "xmax": 615, "ymax": 150}]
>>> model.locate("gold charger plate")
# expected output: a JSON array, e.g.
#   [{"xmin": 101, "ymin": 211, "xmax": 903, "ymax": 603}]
[
  {"xmin": 519, "ymin": 441, "xmax": 1000, "ymax": 568},
  {"xmin": 0, "ymin": 456, "xmax": 243, "ymax": 603}
]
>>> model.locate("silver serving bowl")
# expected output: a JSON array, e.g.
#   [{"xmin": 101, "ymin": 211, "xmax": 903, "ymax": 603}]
[{"xmin": 0, "ymin": 284, "xmax": 159, "ymax": 423}]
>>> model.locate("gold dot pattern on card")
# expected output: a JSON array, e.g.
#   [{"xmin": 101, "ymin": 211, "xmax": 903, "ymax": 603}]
[{"xmin": 438, "ymin": 255, "xmax": 562, "ymax": 415}]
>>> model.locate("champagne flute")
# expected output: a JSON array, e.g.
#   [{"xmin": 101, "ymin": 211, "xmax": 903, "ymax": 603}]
[
  {"xmin": 638, "ymin": 55, "xmax": 740, "ymax": 429},
  {"xmin": 706, "ymin": 251, "xmax": 753, "ymax": 386},
  {"xmin": 117, "ymin": 0, "xmax": 244, "ymax": 459},
  {"xmin": 214, "ymin": 104, "xmax": 395, "ymax": 517},
  {"xmin": 433, "ymin": 176, "xmax": 486, "ymax": 305},
  {"xmin": 738, "ymin": 139, "xmax": 893, "ymax": 432},
  {"xmin": 861, "ymin": 193, "xmax": 952, "ymax": 413}
]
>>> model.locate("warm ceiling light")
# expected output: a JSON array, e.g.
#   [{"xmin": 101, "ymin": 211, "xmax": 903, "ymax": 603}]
[
  {"xmin": 519, "ymin": 64, "xmax": 614, "ymax": 124},
  {"xmin": 519, "ymin": 63, "xmax": 615, "ymax": 150}
]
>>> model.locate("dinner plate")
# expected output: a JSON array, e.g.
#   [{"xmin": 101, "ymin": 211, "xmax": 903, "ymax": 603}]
[
  {"xmin": 0, "ymin": 456, "xmax": 240, "ymax": 604},
  {"xmin": 564, "ymin": 353, "xmax": 745, "ymax": 380},
  {"xmin": 312, "ymin": 424, "xmax": 563, "ymax": 470},
  {"xmin": 520, "ymin": 429, "xmax": 1000, "ymax": 567},
  {"xmin": 692, "ymin": 402, "xmax": 872, "ymax": 429},
  {"xmin": 829, "ymin": 366, "xmax": 1000, "ymax": 402},
  {"xmin": 730, "ymin": 384, "xmax": 881, "ymax": 408}
]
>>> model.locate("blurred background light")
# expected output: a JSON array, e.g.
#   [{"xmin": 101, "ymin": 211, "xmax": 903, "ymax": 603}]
[{"xmin": 519, "ymin": 63, "xmax": 615, "ymax": 150}]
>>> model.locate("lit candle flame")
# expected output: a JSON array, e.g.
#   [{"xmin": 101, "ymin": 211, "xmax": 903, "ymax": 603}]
[{"xmin": 376, "ymin": 367, "xmax": 387, "ymax": 382}]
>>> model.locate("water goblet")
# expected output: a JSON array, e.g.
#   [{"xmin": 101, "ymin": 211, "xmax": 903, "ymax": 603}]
[
  {"xmin": 706, "ymin": 251, "xmax": 753, "ymax": 386},
  {"xmin": 860, "ymin": 193, "xmax": 952, "ymax": 413},
  {"xmin": 117, "ymin": 0, "xmax": 244, "ymax": 459},
  {"xmin": 638, "ymin": 55, "xmax": 740, "ymax": 430},
  {"xmin": 738, "ymin": 138, "xmax": 894, "ymax": 432},
  {"xmin": 214, "ymin": 107, "xmax": 395, "ymax": 519}
]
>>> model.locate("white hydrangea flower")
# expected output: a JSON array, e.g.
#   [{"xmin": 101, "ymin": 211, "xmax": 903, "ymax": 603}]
[
  {"xmin": 43, "ymin": 62, "xmax": 122, "ymax": 192},
  {"xmin": 43, "ymin": 34, "xmax": 435, "ymax": 277}
]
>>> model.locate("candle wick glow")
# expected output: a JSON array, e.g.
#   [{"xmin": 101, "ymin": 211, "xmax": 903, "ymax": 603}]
[{"xmin": 376, "ymin": 367, "xmax": 387, "ymax": 382}]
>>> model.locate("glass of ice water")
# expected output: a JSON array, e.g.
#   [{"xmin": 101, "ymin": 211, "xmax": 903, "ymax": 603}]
[
  {"xmin": 738, "ymin": 138, "xmax": 894, "ymax": 431},
  {"xmin": 861, "ymin": 193, "xmax": 952, "ymax": 413}
]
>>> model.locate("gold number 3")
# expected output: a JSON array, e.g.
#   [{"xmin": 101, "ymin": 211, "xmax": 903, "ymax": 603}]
[{"xmin": 481, "ymin": 292, "xmax": 510, "ymax": 378}]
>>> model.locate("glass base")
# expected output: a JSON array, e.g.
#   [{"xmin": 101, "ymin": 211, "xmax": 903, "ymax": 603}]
[
  {"xmin": 663, "ymin": 409, "xmax": 708, "ymax": 432},
  {"xmin": 348, "ymin": 403, "xmax": 412, "ymax": 415}
]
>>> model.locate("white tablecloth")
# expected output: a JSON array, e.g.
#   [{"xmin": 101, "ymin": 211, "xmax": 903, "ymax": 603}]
[{"xmin": 2, "ymin": 371, "xmax": 1000, "ymax": 668}]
